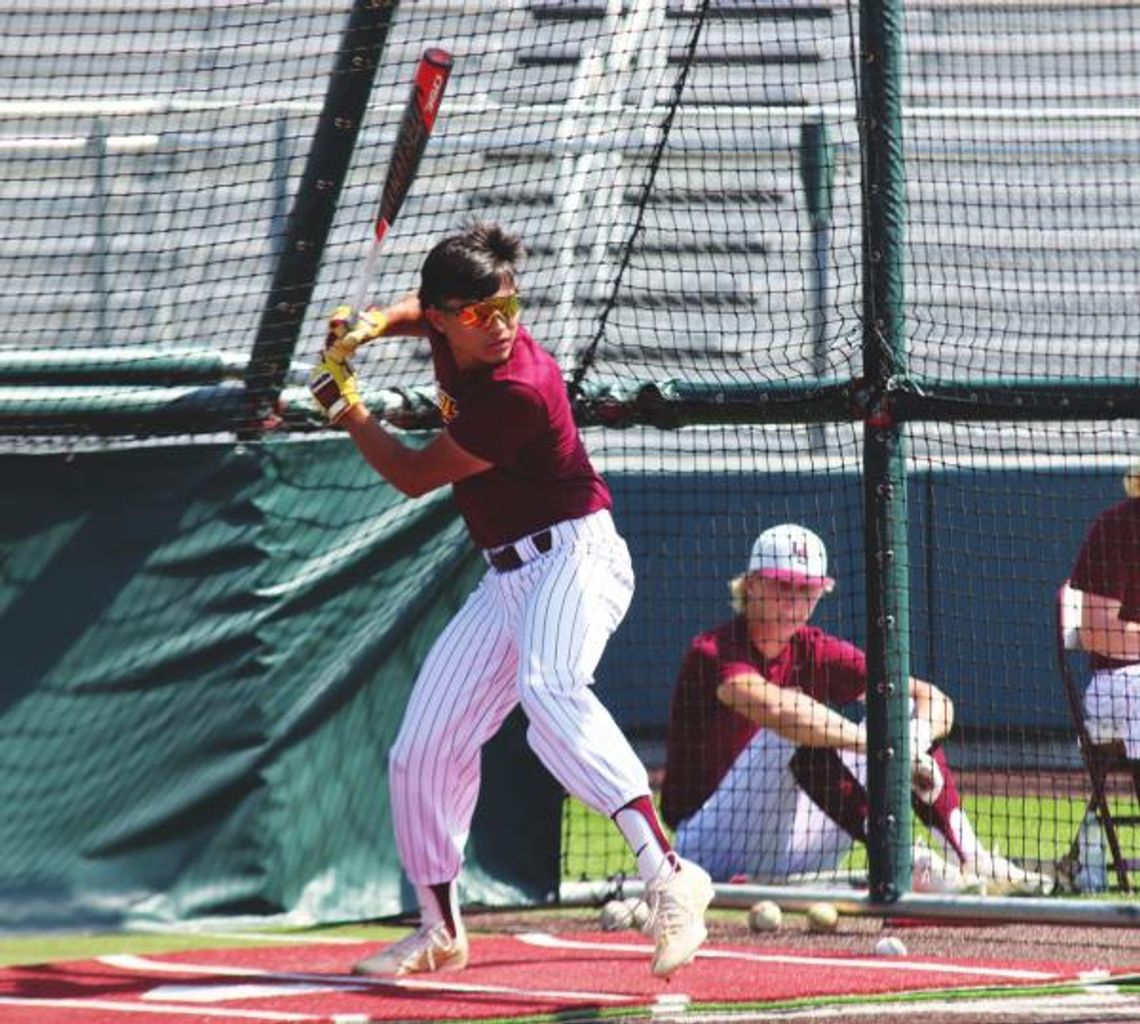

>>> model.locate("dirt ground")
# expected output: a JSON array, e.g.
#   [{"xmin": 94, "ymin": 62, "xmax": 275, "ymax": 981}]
[
  {"xmin": 462, "ymin": 905, "xmax": 1140, "ymax": 1022},
  {"xmin": 468, "ymin": 905, "xmax": 1140, "ymax": 971}
]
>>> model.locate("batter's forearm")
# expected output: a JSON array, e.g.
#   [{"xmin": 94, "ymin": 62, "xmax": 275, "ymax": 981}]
[
  {"xmin": 342, "ymin": 405, "xmax": 429, "ymax": 498},
  {"xmin": 375, "ymin": 291, "xmax": 430, "ymax": 337}
]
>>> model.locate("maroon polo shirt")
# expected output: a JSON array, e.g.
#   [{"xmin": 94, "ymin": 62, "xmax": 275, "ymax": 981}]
[
  {"xmin": 429, "ymin": 324, "xmax": 611, "ymax": 549},
  {"xmin": 660, "ymin": 615, "xmax": 867, "ymax": 829}
]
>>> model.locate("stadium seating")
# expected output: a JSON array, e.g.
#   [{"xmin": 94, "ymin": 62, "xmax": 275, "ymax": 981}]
[
  {"xmin": 0, "ymin": 1, "xmax": 851, "ymax": 385},
  {"xmin": 1, "ymin": 1, "xmax": 1137, "ymax": 395}
]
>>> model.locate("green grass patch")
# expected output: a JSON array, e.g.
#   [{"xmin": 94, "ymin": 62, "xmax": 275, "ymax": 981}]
[
  {"xmin": 0, "ymin": 922, "xmax": 407, "ymax": 969},
  {"xmin": 561, "ymin": 795, "xmax": 642, "ymax": 880},
  {"xmin": 1, "ymin": 790, "xmax": 1134, "ymax": 969},
  {"xmin": 560, "ymin": 790, "xmax": 1138, "ymax": 879}
]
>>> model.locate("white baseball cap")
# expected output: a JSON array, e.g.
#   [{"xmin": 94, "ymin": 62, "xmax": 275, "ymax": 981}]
[{"xmin": 748, "ymin": 523, "xmax": 835, "ymax": 592}]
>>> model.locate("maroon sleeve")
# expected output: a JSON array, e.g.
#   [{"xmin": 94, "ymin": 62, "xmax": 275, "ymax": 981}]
[
  {"xmin": 805, "ymin": 631, "xmax": 867, "ymax": 705},
  {"xmin": 1071, "ymin": 509, "xmax": 1140, "ymax": 622},
  {"xmin": 446, "ymin": 381, "xmax": 545, "ymax": 466},
  {"xmin": 1072, "ymin": 513, "xmax": 1120, "ymax": 598}
]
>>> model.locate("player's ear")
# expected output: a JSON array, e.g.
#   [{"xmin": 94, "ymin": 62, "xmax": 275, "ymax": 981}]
[{"xmin": 423, "ymin": 306, "xmax": 448, "ymax": 334}]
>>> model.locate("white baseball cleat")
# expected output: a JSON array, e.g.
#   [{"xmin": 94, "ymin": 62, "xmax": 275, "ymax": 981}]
[
  {"xmin": 912, "ymin": 838, "xmax": 985, "ymax": 894},
  {"xmin": 644, "ymin": 856, "xmax": 714, "ymax": 978},
  {"xmin": 352, "ymin": 922, "xmax": 469, "ymax": 976}
]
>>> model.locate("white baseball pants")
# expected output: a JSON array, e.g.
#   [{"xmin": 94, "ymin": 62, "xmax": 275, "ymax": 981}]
[
  {"xmin": 674, "ymin": 728, "xmax": 858, "ymax": 882},
  {"xmin": 1085, "ymin": 663, "xmax": 1140, "ymax": 758},
  {"xmin": 388, "ymin": 509, "xmax": 650, "ymax": 885}
]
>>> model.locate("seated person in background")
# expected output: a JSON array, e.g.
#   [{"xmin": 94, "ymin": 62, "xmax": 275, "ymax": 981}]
[
  {"xmin": 660, "ymin": 522, "xmax": 1052, "ymax": 895},
  {"xmin": 1069, "ymin": 460, "xmax": 1140, "ymax": 771}
]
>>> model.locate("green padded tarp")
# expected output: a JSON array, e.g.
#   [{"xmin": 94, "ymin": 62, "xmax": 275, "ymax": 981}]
[{"xmin": 0, "ymin": 437, "xmax": 562, "ymax": 930}]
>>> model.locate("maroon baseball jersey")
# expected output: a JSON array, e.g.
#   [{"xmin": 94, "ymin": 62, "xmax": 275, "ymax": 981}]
[
  {"xmin": 660, "ymin": 615, "xmax": 867, "ymax": 829},
  {"xmin": 1070, "ymin": 497, "xmax": 1140, "ymax": 669},
  {"xmin": 429, "ymin": 324, "xmax": 611, "ymax": 549}
]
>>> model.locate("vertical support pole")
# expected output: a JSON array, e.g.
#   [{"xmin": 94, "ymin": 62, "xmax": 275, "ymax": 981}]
[
  {"xmin": 91, "ymin": 120, "xmax": 110, "ymax": 346},
  {"xmin": 799, "ymin": 115, "xmax": 834, "ymax": 383},
  {"xmin": 243, "ymin": 0, "xmax": 398, "ymax": 429},
  {"xmin": 860, "ymin": 0, "xmax": 911, "ymax": 903},
  {"xmin": 270, "ymin": 111, "xmax": 291, "ymax": 266}
]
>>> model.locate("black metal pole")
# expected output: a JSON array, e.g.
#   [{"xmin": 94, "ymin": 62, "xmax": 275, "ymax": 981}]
[
  {"xmin": 243, "ymin": 0, "xmax": 398, "ymax": 431},
  {"xmin": 860, "ymin": 0, "xmax": 911, "ymax": 904}
]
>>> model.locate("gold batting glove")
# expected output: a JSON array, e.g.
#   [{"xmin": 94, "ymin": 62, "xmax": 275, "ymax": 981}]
[
  {"xmin": 325, "ymin": 304, "xmax": 356, "ymax": 362},
  {"xmin": 326, "ymin": 303, "xmax": 354, "ymax": 339},
  {"xmin": 344, "ymin": 305, "xmax": 389, "ymax": 346},
  {"xmin": 309, "ymin": 353, "xmax": 362, "ymax": 425},
  {"xmin": 325, "ymin": 304, "xmax": 389, "ymax": 363}
]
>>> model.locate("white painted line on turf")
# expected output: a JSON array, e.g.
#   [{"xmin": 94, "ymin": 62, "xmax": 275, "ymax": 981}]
[
  {"xmin": 101, "ymin": 953, "xmax": 633, "ymax": 1004},
  {"xmin": 651, "ymin": 991, "xmax": 692, "ymax": 1018},
  {"xmin": 143, "ymin": 981, "xmax": 371, "ymax": 1003},
  {"xmin": 0, "ymin": 995, "xmax": 321, "ymax": 1020},
  {"xmin": 742, "ymin": 992, "xmax": 1140, "ymax": 1021},
  {"xmin": 515, "ymin": 932, "xmax": 1060, "ymax": 980}
]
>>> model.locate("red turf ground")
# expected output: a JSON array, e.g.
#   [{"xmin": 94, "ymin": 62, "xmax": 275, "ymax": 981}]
[{"xmin": 0, "ymin": 931, "xmax": 1128, "ymax": 1024}]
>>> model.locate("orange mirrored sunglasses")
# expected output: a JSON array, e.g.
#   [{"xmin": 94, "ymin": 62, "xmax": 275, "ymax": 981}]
[{"xmin": 443, "ymin": 293, "xmax": 521, "ymax": 327}]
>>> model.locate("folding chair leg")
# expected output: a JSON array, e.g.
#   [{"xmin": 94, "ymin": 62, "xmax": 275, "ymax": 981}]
[
  {"xmin": 1091, "ymin": 763, "xmax": 1132, "ymax": 893},
  {"xmin": 1062, "ymin": 796, "xmax": 1097, "ymax": 866},
  {"xmin": 1102, "ymin": 815, "xmax": 1132, "ymax": 892},
  {"xmin": 1129, "ymin": 760, "xmax": 1140, "ymax": 804}
]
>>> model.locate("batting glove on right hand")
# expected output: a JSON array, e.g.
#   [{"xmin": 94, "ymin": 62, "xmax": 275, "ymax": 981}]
[
  {"xmin": 325, "ymin": 304, "xmax": 388, "ymax": 363},
  {"xmin": 309, "ymin": 353, "xmax": 362, "ymax": 425},
  {"xmin": 325, "ymin": 304, "xmax": 355, "ymax": 356},
  {"xmin": 909, "ymin": 719, "xmax": 944, "ymax": 805}
]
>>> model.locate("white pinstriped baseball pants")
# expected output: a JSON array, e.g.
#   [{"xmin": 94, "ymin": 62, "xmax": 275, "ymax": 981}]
[
  {"xmin": 388, "ymin": 509, "xmax": 651, "ymax": 885},
  {"xmin": 674, "ymin": 728, "xmax": 855, "ymax": 882}
]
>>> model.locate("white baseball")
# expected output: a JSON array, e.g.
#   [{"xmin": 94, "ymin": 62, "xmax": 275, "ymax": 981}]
[
  {"xmin": 805, "ymin": 901, "xmax": 839, "ymax": 933},
  {"xmin": 747, "ymin": 899, "xmax": 782, "ymax": 933},
  {"xmin": 599, "ymin": 898, "xmax": 635, "ymax": 931},
  {"xmin": 626, "ymin": 897, "xmax": 651, "ymax": 931},
  {"xmin": 875, "ymin": 935, "xmax": 908, "ymax": 956}
]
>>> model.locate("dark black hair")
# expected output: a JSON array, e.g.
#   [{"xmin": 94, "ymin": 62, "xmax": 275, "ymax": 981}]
[{"xmin": 418, "ymin": 221, "xmax": 523, "ymax": 309}]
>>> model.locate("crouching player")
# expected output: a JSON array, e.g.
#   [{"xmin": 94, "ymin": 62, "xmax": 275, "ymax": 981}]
[{"xmin": 661, "ymin": 523, "xmax": 1053, "ymax": 895}]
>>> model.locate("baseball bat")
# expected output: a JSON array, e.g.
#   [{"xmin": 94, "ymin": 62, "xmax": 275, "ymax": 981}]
[{"xmin": 347, "ymin": 46, "xmax": 453, "ymax": 314}]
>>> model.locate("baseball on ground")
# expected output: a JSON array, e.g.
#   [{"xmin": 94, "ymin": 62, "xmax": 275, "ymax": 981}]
[
  {"xmin": 875, "ymin": 935, "xmax": 908, "ymax": 956},
  {"xmin": 626, "ymin": 897, "xmax": 651, "ymax": 930},
  {"xmin": 805, "ymin": 901, "xmax": 840, "ymax": 932},
  {"xmin": 599, "ymin": 898, "xmax": 634, "ymax": 931},
  {"xmin": 747, "ymin": 899, "xmax": 783, "ymax": 932}
]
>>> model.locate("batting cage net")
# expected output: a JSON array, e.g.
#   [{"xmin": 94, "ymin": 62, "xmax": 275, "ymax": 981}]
[{"xmin": 2, "ymin": 0, "xmax": 1140, "ymax": 929}]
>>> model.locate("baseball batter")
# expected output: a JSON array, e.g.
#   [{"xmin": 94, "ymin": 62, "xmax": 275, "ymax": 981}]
[{"xmin": 309, "ymin": 221, "xmax": 712, "ymax": 979}]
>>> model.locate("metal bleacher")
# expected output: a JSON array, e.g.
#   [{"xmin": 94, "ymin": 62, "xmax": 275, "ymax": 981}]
[
  {"xmin": 0, "ymin": 1, "xmax": 859, "ymax": 395},
  {"xmin": 0, "ymin": 3, "xmax": 340, "ymax": 363},
  {"xmin": 902, "ymin": 0, "xmax": 1140, "ymax": 385},
  {"xmin": 0, "ymin": 1, "xmax": 1137, "ymax": 446}
]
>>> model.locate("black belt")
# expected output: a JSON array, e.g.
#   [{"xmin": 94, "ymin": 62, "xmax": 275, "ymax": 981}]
[{"xmin": 487, "ymin": 529, "xmax": 553, "ymax": 573}]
